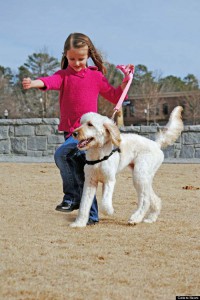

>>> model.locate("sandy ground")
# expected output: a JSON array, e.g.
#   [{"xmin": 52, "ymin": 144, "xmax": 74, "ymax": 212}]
[{"xmin": 0, "ymin": 162, "xmax": 200, "ymax": 300}]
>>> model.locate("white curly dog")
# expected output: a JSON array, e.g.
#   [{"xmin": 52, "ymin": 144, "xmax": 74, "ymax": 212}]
[{"xmin": 70, "ymin": 106, "xmax": 183, "ymax": 228}]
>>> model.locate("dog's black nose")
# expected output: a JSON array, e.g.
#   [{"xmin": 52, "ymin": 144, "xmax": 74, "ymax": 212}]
[{"xmin": 72, "ymin": 131, "xmax": 78, "ymax": 138}]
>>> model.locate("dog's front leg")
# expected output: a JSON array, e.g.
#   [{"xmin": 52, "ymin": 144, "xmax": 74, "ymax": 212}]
[
  {"xmin": 101, "ymin": 180, "xmax": 116, "ymax": 215},
  {"xmin": 70, "ymin": 183, "xmax": 97, "ymax": 228}
]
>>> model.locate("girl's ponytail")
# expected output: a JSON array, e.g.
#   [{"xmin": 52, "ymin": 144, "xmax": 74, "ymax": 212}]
[
  {"xmin": 61, "ymin": 54, "xmax": 68, "ymax": 70},
  {"xmin": 88, "ymin": 47, "xmax": 107, "ymax": 74}
]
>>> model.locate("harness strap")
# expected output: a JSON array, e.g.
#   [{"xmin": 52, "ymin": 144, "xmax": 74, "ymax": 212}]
[{"xmin": 85, "ymin": 148, "xmax": 121, "ymax": 165}]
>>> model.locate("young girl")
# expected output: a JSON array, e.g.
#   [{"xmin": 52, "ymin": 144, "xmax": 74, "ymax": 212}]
[{"xmin": 22, "ymin": 32, "xmax": 133, "ymax": 225}]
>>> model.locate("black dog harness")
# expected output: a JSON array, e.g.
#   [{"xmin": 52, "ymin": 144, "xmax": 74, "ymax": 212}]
[{"xmin": 85, "ymin": 148, "xmax": 121, "ymax": 165}]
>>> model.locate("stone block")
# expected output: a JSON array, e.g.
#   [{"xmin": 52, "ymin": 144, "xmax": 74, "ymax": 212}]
[
  {"xmin": 195, "ymin": 148, "xmax": 200, "ymax": 158},
  {"xmin": 36, "ymin": 125, "xmax": 52, "ymax": 136},
  {"xmin": 10, "ymin": 137, "xmax": 27, "ymax": 154},
  {"xmin": 182, "ymin": 132, "xmax": 200, "ymax": 145},
  {"xmin": 0, "ymin": 119, "xmax": 13, "ymax": 125},
  {"xmin": 188, "ymin": 125, "xmax": 200, "ymax": 132},
  {"xmin": 11, "ymin": 118, "xmax": 42, "ymax": 125},
  {"xmin": 180, "ymin": 145, "xmax": 195, "ymax": 158},
  {"xmin": 15, "ymin": 125, "xmax": 35, "ymax": 136},
  {"xmin": 0, "ymin": 139, "xmax": 10, "ymax": 154},
  {"xmin": 47, "ymin": 135, "xmax": 64, "ymax": 145},
  {"xmin": 43, "ymin": 118, "xmax": 59, "ymax": 125},
  {"xmin": 27, "ymin": 137, "xmax": 47, "ymax": 151},
  {"xmin": 0, "ymin": 126, "xmax": 9, "ymax": 139}
]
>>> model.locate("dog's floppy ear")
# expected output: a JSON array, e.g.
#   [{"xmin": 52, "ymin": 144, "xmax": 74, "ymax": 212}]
[{"xmin": 104, "ymin": 122, "xmax": 121, "ymax": 146}]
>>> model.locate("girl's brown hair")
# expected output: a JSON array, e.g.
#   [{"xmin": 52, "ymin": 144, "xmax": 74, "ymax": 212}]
[{"xmin": 61, "ymin": 33, "xmax": 106, "ymax": 74}]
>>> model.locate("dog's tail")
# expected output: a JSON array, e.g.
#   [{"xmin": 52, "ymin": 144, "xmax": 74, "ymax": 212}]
[{"xmin": 156, "ymin": 106, "xmax": 184, "ymax": 149}]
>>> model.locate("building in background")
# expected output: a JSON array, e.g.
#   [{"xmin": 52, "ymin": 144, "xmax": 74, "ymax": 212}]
[{"xmin": 123, "ymin": 91, "xmax": 200, "ymax": 126}]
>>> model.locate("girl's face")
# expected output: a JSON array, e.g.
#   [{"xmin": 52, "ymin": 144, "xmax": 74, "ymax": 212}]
[{"xmin": 66, "ymin": 46, "xmax": 89, "ymax": 72}]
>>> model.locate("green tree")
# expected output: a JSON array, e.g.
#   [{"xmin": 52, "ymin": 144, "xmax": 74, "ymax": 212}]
[
  {"xmin": 158, "ymin": 75, "xmax": 186, "ymax": 92},
  {"xmin": 130, "ymin": 64, "xmax": 154, "ymax": 95},
  {"xmin": 24, "ymin": 50, "xmax": 59, "ymax": 77},
  {"xmin": 183, "ymin": 74, "xmax": 199, "ymax": 90}
]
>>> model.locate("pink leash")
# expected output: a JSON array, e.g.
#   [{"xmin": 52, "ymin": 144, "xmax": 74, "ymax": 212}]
[{"xmin": 111, "ymin": 65, "xmax": 134, "ymax": 120}]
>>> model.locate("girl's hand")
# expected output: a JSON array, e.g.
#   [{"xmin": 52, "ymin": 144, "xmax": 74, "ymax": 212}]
[
  {"xmin": 22, "ymin": 78, "xmax": 45, "ymax": 89},
  {"xmin": 116, "ymin": 64, "xmax": 135, "ymax": 82},
  {"xmin": 22, "ymin": 77, "xmax": 32, "ymax": 89}
]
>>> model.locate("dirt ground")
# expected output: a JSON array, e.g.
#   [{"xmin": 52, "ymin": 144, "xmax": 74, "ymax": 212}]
[{"xmin": 0, "ymin": 162, "xmax": 200, "ymax": 300}]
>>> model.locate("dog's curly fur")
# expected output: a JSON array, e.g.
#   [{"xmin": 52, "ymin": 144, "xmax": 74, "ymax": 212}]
[{"xmin": 70, "ymin": 106, "xmax": 184, "ymax": 227}]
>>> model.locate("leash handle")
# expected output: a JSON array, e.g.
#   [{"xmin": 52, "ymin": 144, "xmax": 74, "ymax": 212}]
[{"xmin": 111, "ymin": 65, "xmax": 134, "ymax": 120}]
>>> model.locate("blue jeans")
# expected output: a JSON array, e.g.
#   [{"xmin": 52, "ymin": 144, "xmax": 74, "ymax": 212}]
[{"xmin": 54, "ymin": 135, "xmax": 98, "ymax": 222}]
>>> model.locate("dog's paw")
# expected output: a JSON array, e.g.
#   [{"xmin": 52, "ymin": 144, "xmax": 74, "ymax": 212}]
[
  {"xmin": 128, "ymin": 219, "xmax": 138, "ymax": 225},
  {"xmin": 70, "ymin": 221, "xmax": 87, "ymax": 228},
  {"xmin": 128, "ymin": 214, "xmax": 143, "ymax": 225},
  {"xmin": 143, "ymin": 214, "xmax": 158, "ymax": 223}
]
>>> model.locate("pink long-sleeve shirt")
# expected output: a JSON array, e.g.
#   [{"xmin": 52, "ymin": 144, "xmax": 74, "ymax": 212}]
[{"xmin": 39, "ymin": 65, "xmax": 124, "ymax": 133}]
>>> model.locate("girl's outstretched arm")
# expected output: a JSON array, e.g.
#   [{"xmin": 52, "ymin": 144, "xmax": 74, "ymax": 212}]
[{"xmin": 22, "ymin": 78, "xmax": 45, "ymax": 90}]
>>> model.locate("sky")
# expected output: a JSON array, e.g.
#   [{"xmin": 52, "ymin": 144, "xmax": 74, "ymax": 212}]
[{"xmin": 0, "ymin": 0, "xmax": 200, "ymax": 79}]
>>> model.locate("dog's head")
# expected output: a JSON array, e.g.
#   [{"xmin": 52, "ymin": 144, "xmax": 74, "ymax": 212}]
[{"xmin": 72, "ymin": 113, "xmax": 121, "ymax": 150}]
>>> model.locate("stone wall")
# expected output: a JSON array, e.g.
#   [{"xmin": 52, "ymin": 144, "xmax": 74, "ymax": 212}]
[
  {"xmin": 0, "ymin": 118, "xmax": 200, "ymax": 159},
  {"xmin": 120, "ymin": 124, "xmax": 200, "ymax": 159},
  {"xmin": 0, "ymin": 118, "xmax": 64, "ymax": 157}
]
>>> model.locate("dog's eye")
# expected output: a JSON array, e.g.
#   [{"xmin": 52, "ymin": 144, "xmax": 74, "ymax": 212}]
[{"xmin": 87, "ymin": 122, "xmax": 93, "ymax": 127}]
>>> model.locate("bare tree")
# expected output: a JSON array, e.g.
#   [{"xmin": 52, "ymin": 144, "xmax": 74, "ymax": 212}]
[
  {"xmin": 131, "ymin": 68, "xmax": 164, "ymax": 125},
  {"xmin": 0, "ymin": 66, "xmax": 14, "ymax": 118}
]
